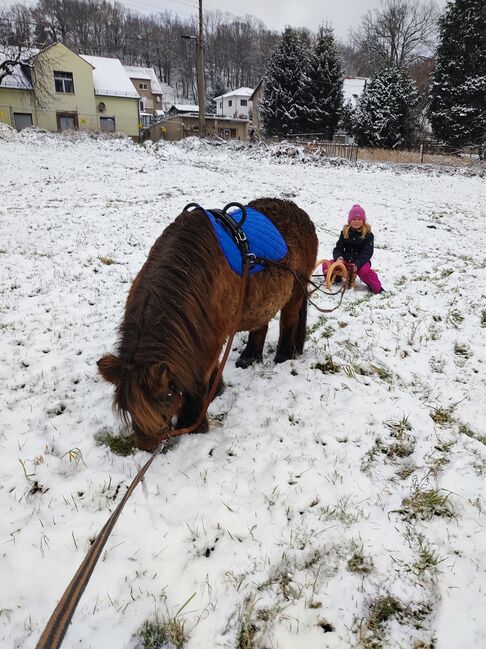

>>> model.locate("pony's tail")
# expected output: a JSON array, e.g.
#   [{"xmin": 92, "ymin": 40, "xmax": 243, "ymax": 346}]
[{"xmin": 295, "ymin": 294, "xmax": 308, "ymax": 355}]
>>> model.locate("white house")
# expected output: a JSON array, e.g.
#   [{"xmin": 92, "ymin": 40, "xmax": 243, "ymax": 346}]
[
  {"xmin": 333, "ymin": 76, "xmax": 369, "ymax": 144},
  {"xmin": 213, "ymin": 87, "xmax": 253, "ymax": 119},
  {"xmin": 343, "ymin": 76, "xmax": 368, "ymax": 108}
]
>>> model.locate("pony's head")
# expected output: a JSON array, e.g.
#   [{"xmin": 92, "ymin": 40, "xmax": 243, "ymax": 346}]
[{"xmin": 97, "ymin": 354, "xmax": 184, "ymax": 451}]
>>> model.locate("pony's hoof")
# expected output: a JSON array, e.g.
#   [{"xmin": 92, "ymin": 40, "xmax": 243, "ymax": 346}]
[
  {"xmin": 236, "ymin": 354, "xmax": 261, "ymax": 369},
  {"xmin": 274, "ymin": 349, "xmax": 296, "ymax": 364}
]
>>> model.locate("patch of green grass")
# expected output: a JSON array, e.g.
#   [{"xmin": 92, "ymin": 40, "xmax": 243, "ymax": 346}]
[
  {"xmin": 386, "ymin": 416, "xmax": 411, "ymax": 435},
  {"xmin": 413, "ymin": 536, "xmax": 444, "ymax": 576},
  {"xmin": 347, "ymin": 545, "xmax": 373, "ymax": 574},
  {"xmin": 454, "ymin": 342, "xmax": 471, "ymax": 358},
  {"xmin": 320, "ymin": 497, "xmax": 361, "ymax": 525},
  {"xmin": 430, "ymin": 406, "xmax": 454, "ymax": 426},
  {"xmin": 306, "ymin": 315, "xmax": 329, "ymax": 336},
  {"xmin": 98, "ymin": 255, "xmax": 116, "ymax": 265},
  {"xmin": 396, "ymin": 464, "xmax": 416, "ymax": 480},
  {"xmin": 138, "ymin": 617, "xmax": 187, "ymax": 649},
  {"xmin": 237, "ymin": 621, "xmax": 258, "ymax": 649},
  {"xmin": 99, "ymin": 432, "xmax": 135, "ymax": 456},
  {"xmin": 399, "ymin": 487, "xmax": 455, "ymax": 521},
  {"xmin": 458, "ymin": 423, "xmax": 486, "ymax": 445},
  {"xmin": 362, "ymin": 596, "xmax": 433, "ymax": 648},
  {"xmin": 369, "ymin": 364, "xmax": 393, "ymax": 383},
  {"xmin": 367, "ymin": 596, "xmax": 404, "ymax": 632},
  {"xmin": 312, "ymin": 355, "xmax": 340, "ymax": 374},
  {"xmin": 446, "ymin": 308, "xmax": 464, "ymax": 329}
]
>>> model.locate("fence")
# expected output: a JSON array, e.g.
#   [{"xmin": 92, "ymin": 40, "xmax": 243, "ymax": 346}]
[{"xmin": 263, "ymin": 134, "xmax": 359, "ymax": 163}]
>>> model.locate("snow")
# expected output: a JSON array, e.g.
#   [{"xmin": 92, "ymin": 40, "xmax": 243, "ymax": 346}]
[
  {"xmin": 343, "ymin": 77, "xmax": 367, "ymax": 106},
  {"xmin": 213, "ymin": 87, "xmax": 254, "ymax": 100},
  {"xmin": 80, "ymin": 55, "xmax": 139, "ymax": 98},
  {"xmin": 123, "ymin": 66, "xmax": 163, "ymax": 95},
  {"xmin": 0, "ymin": 46, "xmax": 34, "ymax": 90},
  {"xmin": 170, "ymin": 104, "xmax": 199, "ymax": 113},
  {"xmin": 0, "ymin": 128, "xmax": 485, "ymax": 649}
]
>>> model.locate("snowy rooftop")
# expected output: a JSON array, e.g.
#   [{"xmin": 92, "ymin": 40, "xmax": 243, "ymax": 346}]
[
  {"xmin": 123, "ymin": 65, "xmax": 163, "ymax": 95},
  {"xmin": 169, "ymin": 104, "xmax": 199, "ymax": 112},
  {"xmin": 80, "ymin": 55, "xmax": 139, "ymax": 98},
  {"xmin": 0, "ymin": 46, "xmax": 35, "ymax": 90},
  {"xmin": 213, "ymin": 86, "xmax": 254, "ymax": 100}
]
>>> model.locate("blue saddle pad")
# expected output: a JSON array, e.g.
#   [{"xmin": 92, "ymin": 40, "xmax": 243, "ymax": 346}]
[{"xmin": 205, "ymin": 207, "xmax": 288, "ymax": 276}]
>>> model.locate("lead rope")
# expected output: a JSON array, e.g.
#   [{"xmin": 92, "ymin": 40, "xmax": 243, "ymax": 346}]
[{"xmin": 35, "ymin": 258, "xmax": 251, "ymax": 649}]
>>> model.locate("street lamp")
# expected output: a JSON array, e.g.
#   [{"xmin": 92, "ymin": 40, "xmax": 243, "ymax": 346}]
[{"xmin": 181, "ymin": 32, "xmax": 206, "ymax": 137}]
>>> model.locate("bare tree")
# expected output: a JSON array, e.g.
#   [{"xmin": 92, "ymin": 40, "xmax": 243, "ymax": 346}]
[{"xmin": 351, "ymin": 0, "xmax": 439, "ymax": 71}]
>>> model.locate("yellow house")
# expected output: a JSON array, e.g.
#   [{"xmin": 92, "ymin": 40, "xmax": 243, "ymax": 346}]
[{"xmin": 0, "ymin": 43, "xmax": 140, "ymax": 138}]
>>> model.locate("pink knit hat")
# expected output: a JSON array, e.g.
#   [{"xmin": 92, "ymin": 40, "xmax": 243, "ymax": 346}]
[{"xmin": 348, "ymin": 204, "xmax": 366, "ymax": 224}]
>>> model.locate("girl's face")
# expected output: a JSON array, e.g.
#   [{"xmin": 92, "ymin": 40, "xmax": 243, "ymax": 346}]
[{"xmin": 350, "ymin": 218, "xmax": 364, "ymax": 230}]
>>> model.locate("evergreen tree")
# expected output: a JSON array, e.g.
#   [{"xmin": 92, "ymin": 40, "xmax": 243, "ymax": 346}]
[
  {"xmin": 429, "ymin": 0, "xmax": 486, "ymax": 149},
  {"xmin": 260, "ymin": 27, "xmax": 310, "ymax": 136},
  {"xmin": 206, "ymin": 75, "xmax": 227, "ymax": 115},
  {"xmin": 350, "ymin": 66, "xmax": 418, "ymax": 147},
  {"xmin": 302, "ymin": 25, "xmax": 344, "ymax": 138}
]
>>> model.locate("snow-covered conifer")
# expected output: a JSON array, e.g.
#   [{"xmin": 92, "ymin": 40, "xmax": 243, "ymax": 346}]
[
  {"xmin": 428, "ymin": 0, "xmax": 486, "ymax": 150},
  {"xmin": 350, "ymin": 66, "xmax": 418, "ymax": 147},
  {"xmin": 302, "ymin": 25, "xmax": 344, "ymax": 139},
  {"xmin": 260, "ymin": 27, "xmax": 311, "ymax": 136}
]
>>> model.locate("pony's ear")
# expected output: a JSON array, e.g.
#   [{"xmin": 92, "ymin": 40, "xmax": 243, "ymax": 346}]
[{"xmin": 97, "ymin": 354, "xmax": 123, "ymax": 385}]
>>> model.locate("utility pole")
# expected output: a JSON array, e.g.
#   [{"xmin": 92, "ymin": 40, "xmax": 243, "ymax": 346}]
[{"xmin": 197, "ymin": 0, "xmax": 206, "ymax": 137}]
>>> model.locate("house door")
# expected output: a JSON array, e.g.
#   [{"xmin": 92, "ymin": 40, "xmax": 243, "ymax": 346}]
[
  {"xmin": 56, "ymin": 112, "xmax": 78, "ymax": 131},
  {"xmin": 13, "ymin": 113, "xmax": 33, "ymax": 130}
]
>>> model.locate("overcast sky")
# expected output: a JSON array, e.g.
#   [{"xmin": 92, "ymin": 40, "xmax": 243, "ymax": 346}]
[
  {"xmin": 4, "ymin": 0, "xmax": 450, "ymax": 41},
  {"xmin": 116, "ymin": 0, "xmax": 449, "ymax": 40}
]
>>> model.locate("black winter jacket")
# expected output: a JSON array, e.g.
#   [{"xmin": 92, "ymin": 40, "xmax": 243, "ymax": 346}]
[{"xmin": 333, "ymin": 228, "xmax": 374, "ymax": 269}]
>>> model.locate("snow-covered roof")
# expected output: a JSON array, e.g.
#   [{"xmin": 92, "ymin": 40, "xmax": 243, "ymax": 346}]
[
  {"xmin": 343, "ymin": 77, "xmax": 368, "ymax": 106},
  {"xmin": 123, "ymin": 65, "xmax": 163, "ymax": 95},
  {"xmin": 213, "ymin": 86, "xmax": 254, "ymax": 100},
  {"xmin": 0, "ymin": 46, "xmax": 34, "ymax": 90},
  {"xmin": 169, "ymin": 104, "xmax": 199, "ymax": 113},
  {"xmin": 80, "ymin": 55, "xmax": 139, "ymax": 98}
]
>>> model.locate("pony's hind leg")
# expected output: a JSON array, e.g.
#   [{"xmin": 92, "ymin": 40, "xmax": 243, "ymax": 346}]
[
  {"xmin": 236, "ymin": 324, "xmax": 269, "ymax": 368},
  {"xmin": 275, "ymin": 285, "xmax": 308, "ymax": 363}
]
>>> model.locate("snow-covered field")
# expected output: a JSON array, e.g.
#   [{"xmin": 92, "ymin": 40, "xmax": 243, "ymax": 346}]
[{"xmin": 1, "ymin": 127, "xmax": 485, "ymax": 649}]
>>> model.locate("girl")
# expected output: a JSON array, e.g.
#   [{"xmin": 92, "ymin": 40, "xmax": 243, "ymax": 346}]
[{"xmin": 323, "ymin": 204, "xmax": 383, "ymax": 294}]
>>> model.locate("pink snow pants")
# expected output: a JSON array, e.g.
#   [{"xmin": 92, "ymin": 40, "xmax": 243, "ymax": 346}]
[{"xmin": 323, "ymin": 259, "xmax": 382, "ymax": 294}]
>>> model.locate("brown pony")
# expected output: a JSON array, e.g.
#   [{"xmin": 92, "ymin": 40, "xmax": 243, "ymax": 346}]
[{"xmin": 98, "ymin": 198, "xmax": 318, "ymax": 451}]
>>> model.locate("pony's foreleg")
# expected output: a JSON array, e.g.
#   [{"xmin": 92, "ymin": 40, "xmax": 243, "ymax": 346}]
[
  {"xmin": 275, "ymin": 285, "xmax": 308, "ymax": 364},
  {"xmin": 175, "ymin": 385, "xmax": 209, "ymax": 434},
  {"xmin": 236, "ymin": 324, "xmax": 268, "ymax": 368},
  {"xmin": 208, "ymin": 363, "xmax": 225, "ymax": 398}
]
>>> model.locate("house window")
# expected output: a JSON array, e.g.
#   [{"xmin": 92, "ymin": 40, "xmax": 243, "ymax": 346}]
[
  {"xmin": 240, "ymin": 99, "xmax": 247, "ymax": 106},
  {"xmin": 228, "ymin": 100, "xmax": 232, "ymax": 107},
  {"xmin": 139, "ymin": 83, "xmax": 148, "ymax": 90},
  {"xmin": 56, "ymin": 111, "xmax": 78, "ymax": 131},
  {"xmin": 100, "ymin": 117, "xmax": 116, "ymax": 132},
  {"xmin": 13, "ymin": 112, "xmax": 33, "ymax": 130},
  {"xmin": 219, "ymin": 102, "xmax": 222, "ymax": 108},
  {"xmin": 54, "ymin": 71, "xmax": 74, "ymax": 93}
]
